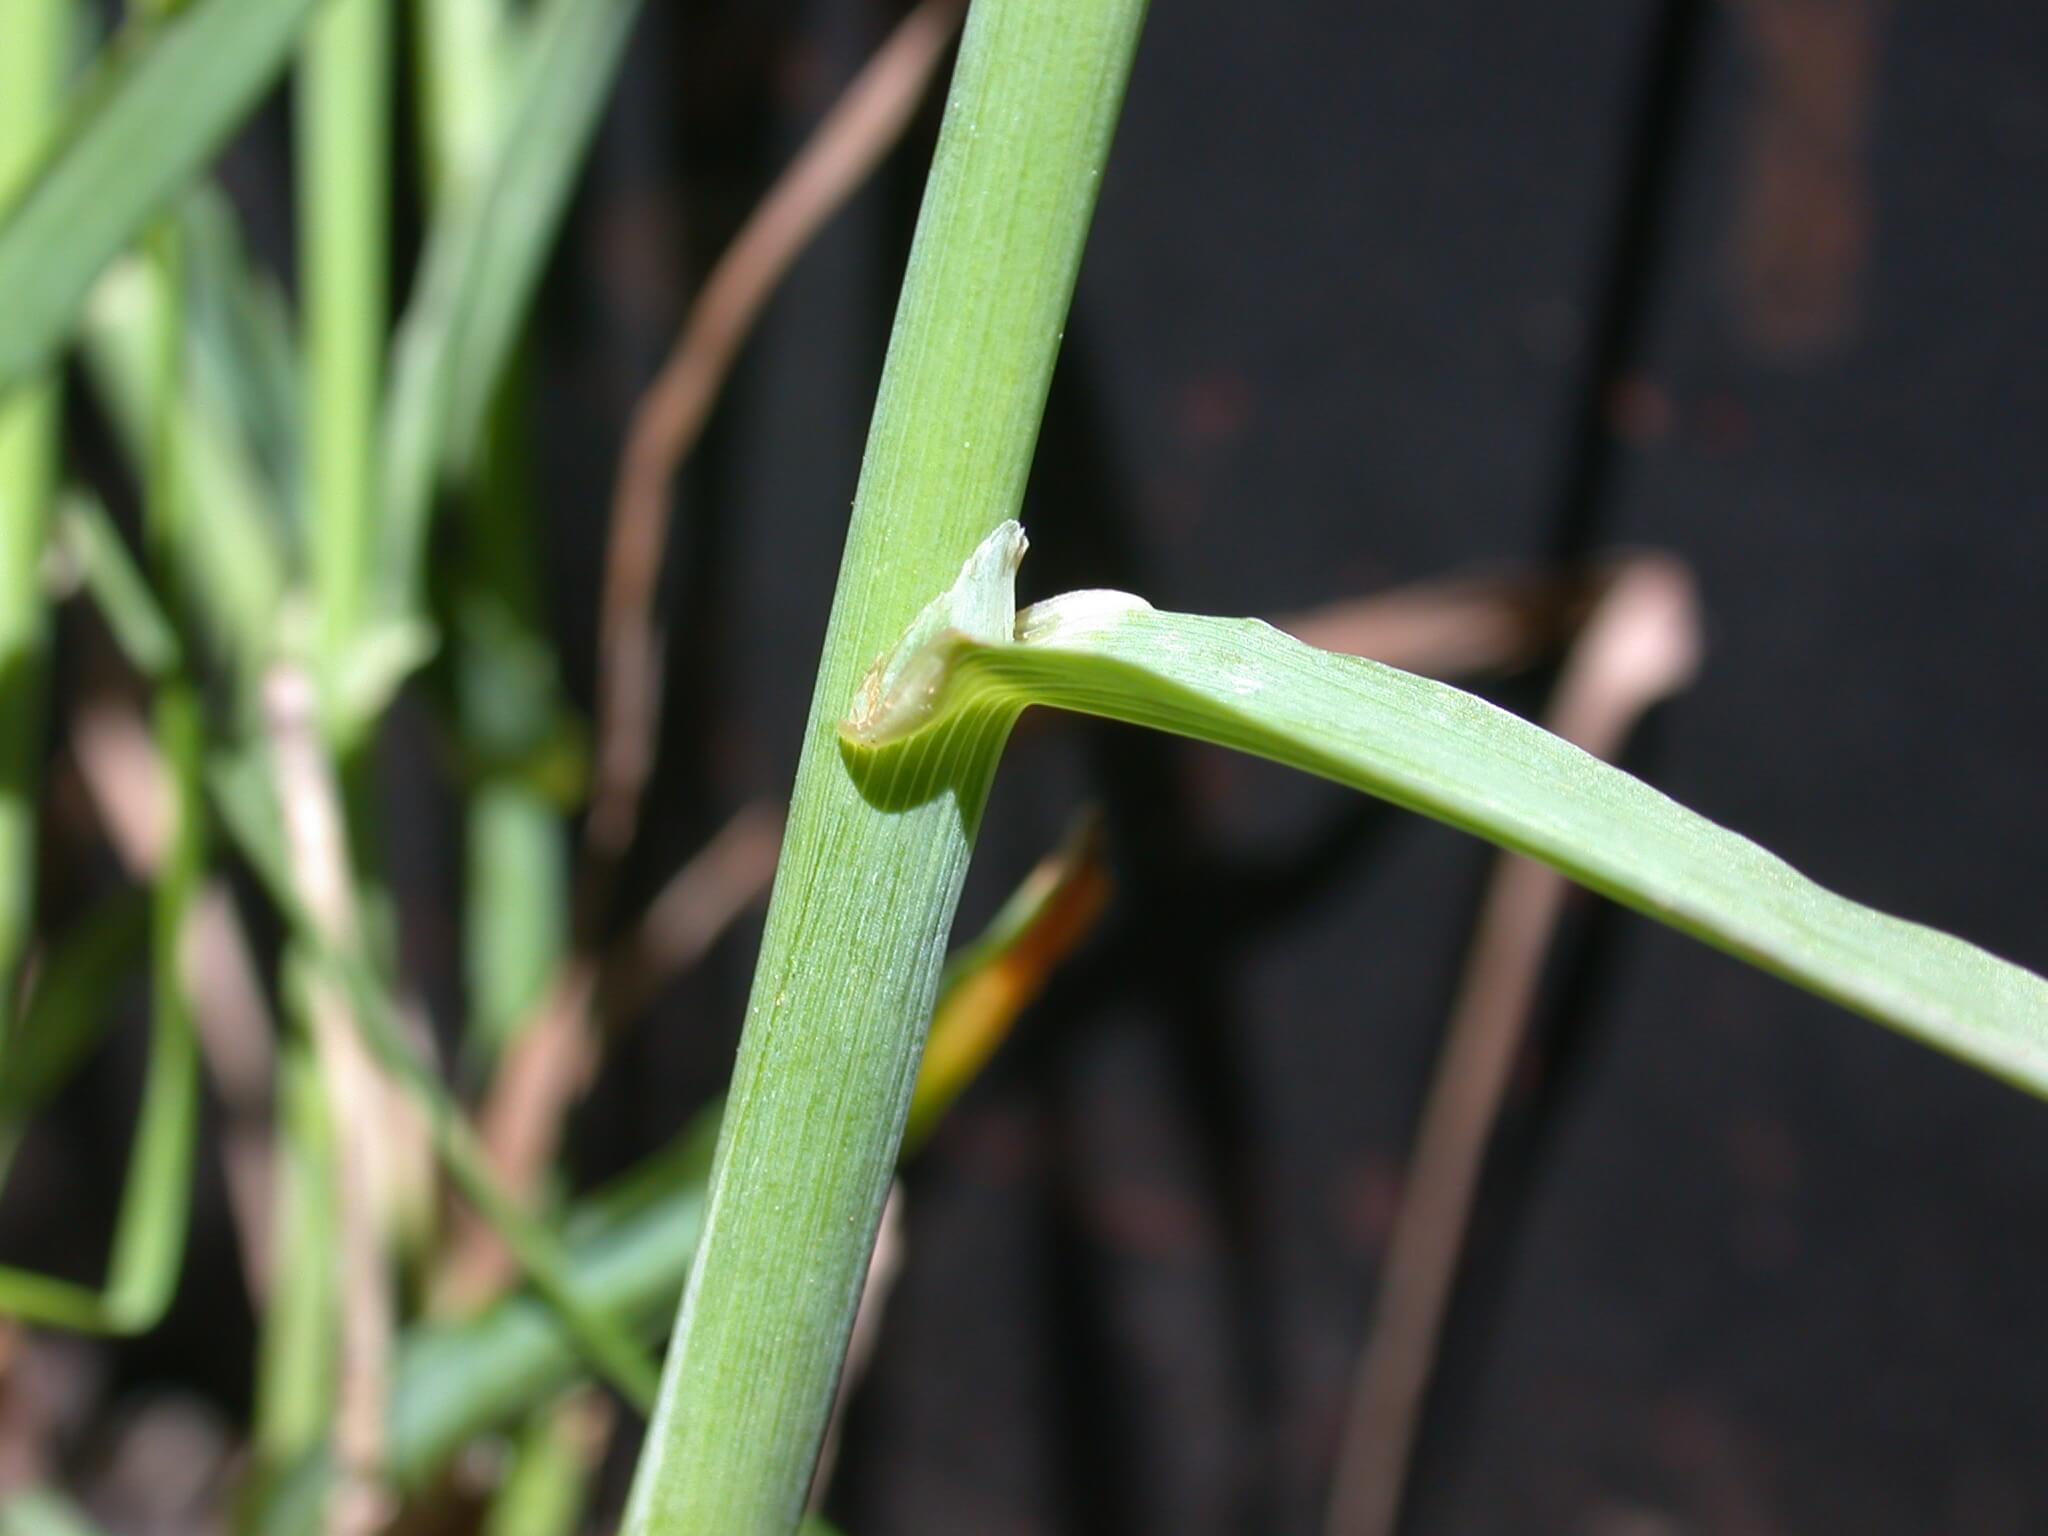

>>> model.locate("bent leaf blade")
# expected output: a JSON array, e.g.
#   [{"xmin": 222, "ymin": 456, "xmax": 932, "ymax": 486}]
[{"xmin": 844, "ymin": 522, "xmax": 2048, "ymax": 1098}]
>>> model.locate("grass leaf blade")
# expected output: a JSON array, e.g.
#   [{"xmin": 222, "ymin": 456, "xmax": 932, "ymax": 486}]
[
  {"xmin": 0, "ymin": 0, "xmax": 323, "ymax": 392},
  {"xmin": 376, "ymin": 0, "xmax": 640, "ymax": 628},
  {"xmin": 0, "ymin": 0, "xmax": 68, "ymax": 1011},
  {"xmin": 844, "ymin": 529, "xmax": 2048, "ymax": 1097}
]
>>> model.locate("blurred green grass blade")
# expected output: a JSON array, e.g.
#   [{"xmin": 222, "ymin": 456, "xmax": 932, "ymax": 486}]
[
  {"xmin": 80, "ymin": 251, "xmax": 286, "ymax": 673},
  {"xmin": 0, "ymin": 0, "xmax": 69, "ymax": 1014},
  {"xmin": 0, "ymin": 200, "xmax": 201, "ymax": 1338},
  {"xmin": 845, "ymin": 523, "xmax": 2048, "ymax": 1097},
  {"xmin": 0, "ymin": 0, "xmax": 323, "ymax": 394},
  {"xmin": 253, "ymin": 1032, "xmax": 339, "ymax": 1470},
  {"xmin": 415, "ymin": 0, "xmax": 508, "ymax": 208},
  {"xmin": 377, "ymin": 0, "xmax": 641, "ymax": 628},
  {"xmin": 58, "ymin": 491, "xmax": 182, "ymax": 680},
  {"xmin": 451, "ymin": 392, "xmax": 579, "ymax": 1058},
  {"xmin": 210, "ymin": 751, "xmax": 659, "ymax": 1407},
  {"xmin": 0, "ymin": 1488, "xmax": 107, "ymax": 1536},
  {"xmin": 413, "ymin": 0, "xmax": 572, "ymax": 1059},
  {"xmin": 465, "ymin": 775, "xmax": 570, "ymax": 1055},
  {"xmin": 391, "ymin": 1192, "xmax": 696, "ymax": 1483},
  {"xmin": 208, "ymin": 741, "xmax": 291, "ymax": 899},
  {"xmin": 0, "ymin": 866, "xmax": 197, "ymax": 1333},
  {"xmin": 116, "ymin": 684, "xmax": 201, "ymax": 1334},
  {"xmin": 484, "ymin": 1395, "xmax": 607, "ymax": 1536},
  {"xmin": 179, "ymin": 188, "xmax": 303, "ymax": 533},
  {"xmin": 0, "ymin": 892, "xmax": 147, "ymax": 1127},
  {"xmin": 0, "ymin": 892, "xmax": 147, "ymax": 1193},
  {"xmin": 386, "ymin": 806, "xmax": 1083, "ymax": 1481},
  {"xmin": 389, "ymin": 1107, "xmax": 716, "ymax": 1484},
  {"xmin": 300, "ymin": 0, "xmax": 390, "ymax": 679},
  {"xmin": 129, "ymin": 174, "xmax": 204, "ymax": 1342},
  {"xmin": 320, "ymin": 939, "xmax": 664, "ymax": 1411}
]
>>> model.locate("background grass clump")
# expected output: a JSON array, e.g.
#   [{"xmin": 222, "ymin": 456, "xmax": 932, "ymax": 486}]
[{"xmin": 0, "ymin": 1, "xmax": 2045, "ymax": 1533}]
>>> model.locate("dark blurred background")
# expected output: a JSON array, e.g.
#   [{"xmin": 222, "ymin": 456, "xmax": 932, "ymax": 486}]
[{"xmin": 21, "ymin": 0, "xmax": 2048, "ymax": 1531}]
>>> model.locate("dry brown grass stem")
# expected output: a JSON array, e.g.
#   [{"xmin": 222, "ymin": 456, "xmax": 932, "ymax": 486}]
[{"xmin": 261, "ymin": 666, "xmax": 395, "ymax": 1536}]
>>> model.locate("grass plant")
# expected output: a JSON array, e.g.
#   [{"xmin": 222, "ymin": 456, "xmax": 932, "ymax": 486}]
[{"xmin": 0, "ymin": 0, "xmax": 2040, "ymax": 1531}]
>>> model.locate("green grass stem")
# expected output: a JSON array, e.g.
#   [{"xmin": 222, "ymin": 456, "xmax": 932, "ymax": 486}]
[
  {"xmin": 253, "ymin": 1034, "xmax": 340, "ymax": 1468},
  {"xmin": 0, "ymin": 0, "xmax": 323, "ymax": 393},
  {"xmin": 377, "ymin": 0, "xmax": 640, "ymax": 640},
  {"xmin": 619, "ymin": 0, "xmax": 1148, "ymax": 1527},
  {"xmin": 300, "ymin": 0, "xmax": 391, "ymax": 684},
  {"xmin": 414, "ymin": 0, "xmax": 505, "ymax": 209},
  {"xmin": 0, "ymin": 1487, "xmax": 106, "ymax": 1536},
  {"xmin": 415, "ymin": 0, "xmax": 573, "ymax": 1057},
  {"xmin": 80, "ymin": 249, "xmax": 286, "ymax": 674},
  {"xmin": 481, "ymin": 1395, "xmax": 605, "ymax": 1536}
]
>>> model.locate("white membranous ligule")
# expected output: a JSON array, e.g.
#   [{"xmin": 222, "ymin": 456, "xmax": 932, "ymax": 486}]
[
  {"xmin": 844, "ymin": 520, "xmax": 1026, "ymax": 745},
  {"xmin": 1015, "ymin": 585, "xmax": 1155, "ymax": 646},
  {"xmin": 843, "ymin": 522, "xmax": 1154, "ymax": 749}
]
